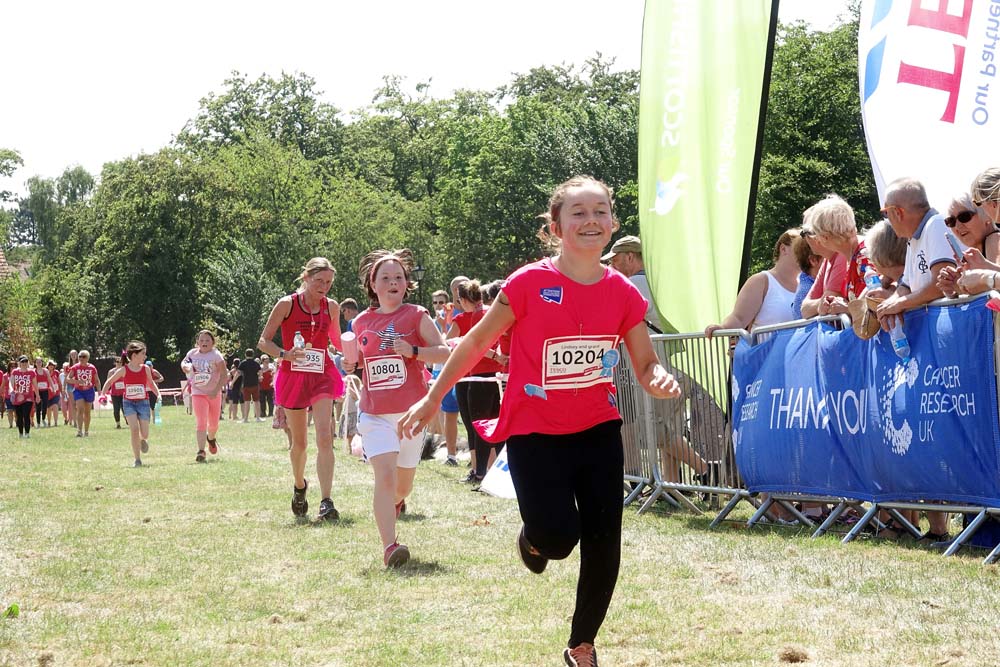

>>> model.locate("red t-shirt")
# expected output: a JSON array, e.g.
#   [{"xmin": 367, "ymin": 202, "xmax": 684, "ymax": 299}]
[
  {"xmin": 70, "ymin": 363, "xmax": 98, "ymax": 390},
  {"xmin": 10, "ymin": 368, "xmax": 37, "ymax": 404},
  {"xmin": 452, "ymin": 307, "xmax": 504, "ymax": 376},
  {"xmin": 807, "ymin": 254, "xmax": 848, "ymax": 299},
  {"xmin": 47, "ymin": 370, "xmax": 60, "ymax": 395},
  {"xmin": 260, "ymin": 368, "xmax": 274, "ymax": 390},
  {"xmin": 477, "ymin": 258, "xmax": 647, "ymax": 443},
  {"xmin": 354, "ymin": 303, "xmax": 430, "ymax": 415},
  {"xmin": 0, "ymin": 370, "xmax": 6, "ymax": 398}
]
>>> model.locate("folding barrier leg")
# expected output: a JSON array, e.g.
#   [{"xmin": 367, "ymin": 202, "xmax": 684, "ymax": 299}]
[
  {"xmin": 776, "ymin": 499, "xmax": 815, "ymax": 528},
  {"xmin": 812, "ymin": 501, "xmax": 848, "ymax": 539},
  {"xmin": 624, "ymin": 481, "xmax": 648, "ymax": 507},
  {"xmin": 885, "ymin": 507, "xmax": 921, "ymax": 539},
  {"xmin": 638, "ymin": 485, "xmax": 680, "ymax": 515},
  {"xmin": 747, "ymin": 496, "xmax": 776, "ymax": 528},
  {"xmin": 842, "ymin": 503, "xmax": 880, "ymax": 544},
  {"xmin": 666, "ymin": 488, "xmax": 705, "ymax": 515},
  {"xmin": 710, "ymin": 493, "xmax": 744, "ymax": 528},
  {"xmin": 943, "ymin": 509, "xmax": 987, "ymax": 558},
  {"xmin": 984, "ymin": 540, "xmax": 1000, "ymax": 565}
]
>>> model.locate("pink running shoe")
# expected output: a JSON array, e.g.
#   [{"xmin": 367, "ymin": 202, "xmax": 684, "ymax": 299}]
[
  {"xmin": 383, "ymin": 541, "xmax": 410, "ymax": 568},
  {"xmin": 563, "ymin": 643, "xmax": 599, "ymax": 667}
]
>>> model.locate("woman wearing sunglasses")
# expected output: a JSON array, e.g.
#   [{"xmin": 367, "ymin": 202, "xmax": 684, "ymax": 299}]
[{"xmin": 939, "ymin": 169, "xmax": 1000, "ymax": 296}]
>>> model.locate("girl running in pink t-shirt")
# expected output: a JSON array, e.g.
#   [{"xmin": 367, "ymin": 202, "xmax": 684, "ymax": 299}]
[
  {"xmin": 181, "ymin": 330, "xmax": 228, "ymax": 463},
  {"xmin": 344, "ymin": 249, "xmax": 449, "ymax": 568},
  {"xmin": 258, "ymin": 257, "xmax": 345, "ymax": 522},
  {"xmin": 399, "ymin": 176, "xmax": 681, "ymax": 666}
]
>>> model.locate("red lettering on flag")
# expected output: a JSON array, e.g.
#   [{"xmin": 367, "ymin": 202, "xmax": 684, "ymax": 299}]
[{"xmin": 897, "ymin": 44, "xmax": 965, "ymax": 123}]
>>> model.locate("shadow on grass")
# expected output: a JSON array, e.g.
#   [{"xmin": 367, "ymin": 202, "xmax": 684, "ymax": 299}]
[{"xmin": 360, "ymin": 558, "xmax": 450, "ymax": 577}]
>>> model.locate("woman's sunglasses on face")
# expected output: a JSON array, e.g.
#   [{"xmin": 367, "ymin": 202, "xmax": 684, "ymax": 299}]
[{"xmin": 945, "ymin": 211, "xmax": 975, "ymax": 228}]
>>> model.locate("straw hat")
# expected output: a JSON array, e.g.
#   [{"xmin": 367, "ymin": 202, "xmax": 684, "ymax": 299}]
[{"xmin": 847, "ymin": 295, "xmax": 883, "ymax": 340}]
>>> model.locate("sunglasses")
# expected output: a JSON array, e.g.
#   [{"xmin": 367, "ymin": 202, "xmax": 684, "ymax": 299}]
[
  {"xmin": 879, "ymin": 205, "xmax": 902, "ymax": 218},
  {"xmin": 945, "ymin": 211, "xmax": 976, "ymax": 227},
  {"xmin": 800, "ymin": 229, "xmax": 815, "ymax": 238}
]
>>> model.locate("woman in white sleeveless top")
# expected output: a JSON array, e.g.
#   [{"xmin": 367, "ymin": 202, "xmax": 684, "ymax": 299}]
[{"xmin": 705, "ymin": 229, "xmax": 800, "ymax": 335}]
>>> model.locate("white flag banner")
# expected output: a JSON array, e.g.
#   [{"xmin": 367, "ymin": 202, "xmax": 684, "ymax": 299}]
[{"xmin": 859, "ymin": 0, "xmax": 1000, "ymax": 209}]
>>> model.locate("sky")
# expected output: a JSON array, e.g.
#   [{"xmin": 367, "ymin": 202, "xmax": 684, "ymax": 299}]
[{"xmin": 0, "ymin": 0, "xmax": 851, "ymax": 200}]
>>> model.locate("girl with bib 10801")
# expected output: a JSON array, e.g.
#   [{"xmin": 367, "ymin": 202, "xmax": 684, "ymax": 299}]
[
  {"xmin": 258, "ymin": 257, "xmax": 345, "ymax": 522},
  {"xmin": 102, "ymin": 342, "xmax": 160, "ymax": 467},
  {"xmin": 398, "ymin": 175, "xmax": 682, "ymax": 667},
  {"xmin": 343, "ymin": 249, "xmax": 449, "ymax": 568}
]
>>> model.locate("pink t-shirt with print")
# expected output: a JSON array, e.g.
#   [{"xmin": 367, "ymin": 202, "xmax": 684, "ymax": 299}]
[{"xmin": 476, "ymin": 258, "xmax": 647, "ymax": 443}]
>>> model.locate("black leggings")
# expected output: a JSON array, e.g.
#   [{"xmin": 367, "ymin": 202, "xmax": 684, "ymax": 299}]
[
  {"xmin": 506, "ymin": 420, "xmax": 624, "ymax": 649},
  {"xmin": 15, "ymin": 402, "xmax": 33, "ymax": 434},
  {"xmin": 455, "ymin": 375, "xmax": 501, "ymax": 478},
  {"xmin": 35, "ymin": 391, "xmax": 49, "ymax": 424},
  {"xmin": 112, "ymin": 395, "xmax": 124, "ymax": 424},
  {"xmin": 260, "ymin": 388, "xmax": 274, "ymax": 417}
]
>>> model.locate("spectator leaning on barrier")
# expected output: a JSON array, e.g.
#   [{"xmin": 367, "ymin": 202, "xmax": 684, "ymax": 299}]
[
  {"xmin": 937, "ymin": 192, "xmax": 998, "ymax": 297},
  {"xmin": 791, "ymin": 232, "xmax": 822, "ymax": 319},
  {"xmin": 804, "ymin": 194, "xmax": 870, "ymax": 317},
  {"xmin": 705, "ymin": 229, "xmax": 799, "ymax": 335},
  {"xmin": 603, "ymin": 235, "xmax": 664, "ymax": 333},
  {"xmin": 875, "ymin": 177, "xmax": 955, "ymax": 331},
  {"xmin": 943, "ymin": 169, "xmax": 1000, "ymax": 296},
  {"xmin": 862, "ymin": 219, "xmax": 908, "ymax": 297},
  {"xmin": 800, "ymin": 203, "xmax": 849, "ymax": 319}
]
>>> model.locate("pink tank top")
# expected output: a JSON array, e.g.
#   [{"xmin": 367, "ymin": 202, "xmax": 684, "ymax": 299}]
[
  {"xmin": 353, "ymin": 303, "xmax": 429, "ymax": 415},
  {"xmin": 122, "ymin": 364, "xmax": 150, "ymax": 401},
  {"xmin": 279, "ymin": 293, "xmax": 338, "ymax": 373}
]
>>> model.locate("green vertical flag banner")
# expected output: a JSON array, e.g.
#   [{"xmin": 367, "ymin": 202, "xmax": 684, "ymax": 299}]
[{"xmin": 639, "ymin": 0, "xmax": 777, "ymax": 333}]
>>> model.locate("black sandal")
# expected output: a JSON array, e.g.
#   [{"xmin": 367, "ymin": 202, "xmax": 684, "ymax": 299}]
[{"xmin": 195, "ymin": 450, "xmax": 206, "ymax": 463}]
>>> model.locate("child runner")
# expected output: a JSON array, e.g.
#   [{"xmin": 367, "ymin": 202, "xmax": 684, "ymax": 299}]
[
  {"xmin": 181, "ymin": 331, "xmax": 227, "ymax": 463},
  {"xmin": 102, "ymin": 342, "xmax": 160, "ymax": 467},
  {"xmin": 257, "ymin": 257, "xmax": 345, "ymax": 521},
  {"xmin": 45, "ymin": 360, "xmax": 61, "ymax": 427},
  {"xmin": 10, "ymin": 355, "xmax": 40, "ymax": 439},
  {"xmin": 108, "ymin": 356, "xmax": 127, "ymax": 429},
  {"xmin": 398, "ymin": 176, "xmax": 681, "ymax": 666},
  {"xmin": 66, "ymin": 350, "xmax": 100, "ymax": 437},
  {"xmin": 0, "ymin": 363, "xmax": 7, "ymax": 427},
  {"xmin": 344, "ymin": 249, "xmax": 449, "ymax": 567}
]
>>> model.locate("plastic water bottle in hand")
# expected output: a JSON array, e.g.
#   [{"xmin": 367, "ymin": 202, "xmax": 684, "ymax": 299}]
[
  {"xmin": 293, "ymin": 331, "xmax": 305, "ymax": 350},
  {"xmin": 889, "ymin": 319, "xmax": 911, "ymax": 362},
  {"xmin": 863, "ymin": 264, "xmax": 882, "ymax": 291}
]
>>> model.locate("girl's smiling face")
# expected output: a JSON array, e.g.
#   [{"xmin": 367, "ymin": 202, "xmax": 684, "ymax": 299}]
[{"xmin": 554, "ymin": 183, "xmax": 616, "ymax": 254}]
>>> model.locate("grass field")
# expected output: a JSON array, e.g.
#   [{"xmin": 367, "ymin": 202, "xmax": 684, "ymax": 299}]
[{"xmin": 2, "ymin": 405, "xmax": 1000, "ymax": 667}]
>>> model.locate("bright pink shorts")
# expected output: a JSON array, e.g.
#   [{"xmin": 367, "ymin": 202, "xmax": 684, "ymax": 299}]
[{"xmin": 275, "ymin": 358, "xmax": 344, "ymax": 410}]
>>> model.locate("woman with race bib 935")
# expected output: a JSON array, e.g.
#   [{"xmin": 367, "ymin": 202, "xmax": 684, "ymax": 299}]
[
  {"xmin": 258, "ymin": 257, "xmax": 345, "ymax": 522},
  {"xmin": 398, "ymin": 175, "xmax": 681, "ymax": 667}
]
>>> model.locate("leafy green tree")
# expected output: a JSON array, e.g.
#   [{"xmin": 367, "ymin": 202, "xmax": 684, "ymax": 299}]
[
  {"xmin": 0, "ymin": 148, "xmax": 23, "ymax": 203},
  {"xmin": 750, "ymin": 15, "xmax": 878, "ymax": 272},
  {"xmin": 0, "ymin": 276, "xmax": 40, "ymax": 363}
]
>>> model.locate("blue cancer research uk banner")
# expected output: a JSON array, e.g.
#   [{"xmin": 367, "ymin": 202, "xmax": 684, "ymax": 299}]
[{"xmin": 732, "ymin": 296, "xmax": 1000, "ymax": 506}]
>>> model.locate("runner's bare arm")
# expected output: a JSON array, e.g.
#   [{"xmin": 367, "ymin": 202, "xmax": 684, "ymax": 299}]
[{"xmin": 623, "ymin": 322, "xmax": 681, "ymax": 400}]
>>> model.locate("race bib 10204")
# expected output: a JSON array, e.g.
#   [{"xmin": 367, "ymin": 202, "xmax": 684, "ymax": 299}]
[{"xmin": 541, "ymin": 335, "xmax": 620, "ymax": 390}]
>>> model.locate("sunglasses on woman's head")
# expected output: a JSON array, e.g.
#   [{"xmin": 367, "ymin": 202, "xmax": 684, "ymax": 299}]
[{"xmin": 945, "ymin": 211, "xmax": 975, "ymax": 227}]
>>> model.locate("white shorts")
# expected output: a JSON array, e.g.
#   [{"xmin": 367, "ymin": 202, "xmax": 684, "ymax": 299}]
[{"xmin": 357, "ymin": 412, "xmax": 423, "ymax": 469}]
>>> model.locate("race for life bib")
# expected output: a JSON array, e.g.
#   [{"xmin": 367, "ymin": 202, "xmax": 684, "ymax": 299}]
[
  {"xmin": 125, "ymin": 384, "xmax": 146, "ymax": 400},
  {"xmin": 114, "ymin": 381, "xmax": 126, "ymax": 391},
  {"xmin": 193, "ymin": 372, "xmax": 211, "ymax": 386},
  {"xmin": 541, "ymin": 335, "xmax": 620, "ymax": 390},
  {"xmin": 37, "ymin": 381, "xmax": 48, "ymax": 390},
  {"xmin": 291, "ymin": 348, "xmax": 325, "ymax": 374},
  {"xmin": 365, "ymin": 355, "xmax": 407, "ymax": 391}
]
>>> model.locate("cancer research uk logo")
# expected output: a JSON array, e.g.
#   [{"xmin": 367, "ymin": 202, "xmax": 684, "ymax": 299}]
[
  {"xmin": 650, "ymin": 173, "xmax": 687, "ymax": 216},
  {"xmin": 880, "ymin": 358, "xmax": 918, "ymax": 456}
]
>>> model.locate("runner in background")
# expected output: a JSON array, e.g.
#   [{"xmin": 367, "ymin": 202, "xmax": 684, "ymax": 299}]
[
  {"xmin": 345, "ymin": 249, "xmax": 449, "ymax": 567},
  {"xmin": 45, "ymin": 361, "xmax": 61, "ymax": 427},
  {"xmin": 181, "ymin": 331, "xmax": 227, "ymax": 463},
  {"xmin": 60, "ymin": 362, "xmax": 73, "ymax": 426},
  {"xmin": 257, "ymin": 257, "xmax": 345, "ymax": 522},
  {"xmin": 109, "ymin": 356, "xmax": 127, "ymax": 429},
  {"xmin": 103, "ymin": 342, "xmax": 160, "ymax": 467},
  {"xmin": 259, "ymin": 354, "xmax": 275, "ymax": 418},
  {"xmin": 0, "ymin": 363, "xmax": 7, "ymax": 427},
  {"xmin": 398, "ymin": 175, "xmax": 682, "ymax": 666},
  {"xmin": 67, "ymin": 350, "xmax": 99, "ymax": 437},
  {"xmin": 427, "ymin": 289, "xmax": 460, "ymax": 466},
  {"xmin": 33, "ymin": 357, "xmax": 50, "ymax": 428},
  {"xmin": 10, "ymin": 355, "xmax": 40, "ymax": 439}
]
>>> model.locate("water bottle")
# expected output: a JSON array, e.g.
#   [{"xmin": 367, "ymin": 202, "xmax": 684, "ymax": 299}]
[
  {"xmin": 293, "ymin": 331, "xmax": 305, "ymax": 350},
  {"xmin": 889, "ymin": 319, "xmax": 911, "ymax": 362},
  {"xmin": 154, "ymin": 396, "xmax": 162, "ymax": 424},
  {"xmin": 863, "ymin": 264, "xmax": 882, "ymax": 291}
]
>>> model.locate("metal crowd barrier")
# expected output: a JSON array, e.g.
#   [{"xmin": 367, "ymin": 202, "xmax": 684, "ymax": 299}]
[{"xmin": 617, "ymin": 298, "xmax": 1000, "ymax": 564}]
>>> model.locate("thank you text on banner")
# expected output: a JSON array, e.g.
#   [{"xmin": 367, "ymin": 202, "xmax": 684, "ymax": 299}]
[{"xmin": 733, "ymin": 297, "xmax": 1000, "ymax": 505}]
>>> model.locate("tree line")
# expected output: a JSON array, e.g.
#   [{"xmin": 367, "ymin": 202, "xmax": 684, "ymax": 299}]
[{"xmin": 0, "ymin": 15, "xmax": 877, "ymax": 365}]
